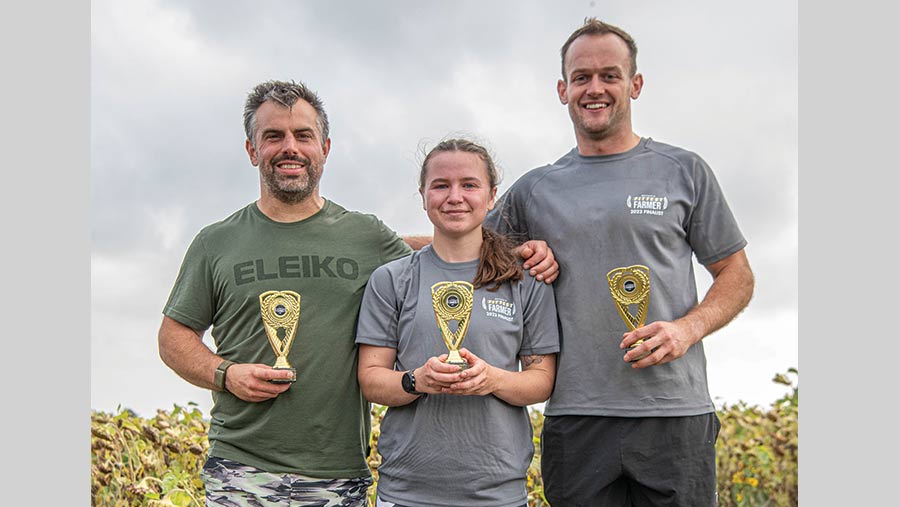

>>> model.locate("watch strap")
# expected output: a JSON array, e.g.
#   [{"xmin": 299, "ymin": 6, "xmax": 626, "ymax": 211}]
[
  {"xmin": 402, "ymin": 369, "xmax": 424, "ymax": 396},
  {"xmin": 214, "ymin": 360, "xmax": 235, "ymax": 391}
]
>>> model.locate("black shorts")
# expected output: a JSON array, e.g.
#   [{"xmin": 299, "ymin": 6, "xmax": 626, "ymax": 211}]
[{"xmin": 541, "ymin": 413, "xmax": 720, "ymax": 507}]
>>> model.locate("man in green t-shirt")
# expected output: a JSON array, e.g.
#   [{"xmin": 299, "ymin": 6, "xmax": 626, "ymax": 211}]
[{"xmin": 158, "ymin": 80, "xmax": 557, "ymax": 506}]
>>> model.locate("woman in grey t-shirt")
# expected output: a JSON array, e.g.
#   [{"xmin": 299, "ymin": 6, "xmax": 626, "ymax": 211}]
[{"xmin": 356, "ymin": 139, "xmax": 560, "ymax": 507}]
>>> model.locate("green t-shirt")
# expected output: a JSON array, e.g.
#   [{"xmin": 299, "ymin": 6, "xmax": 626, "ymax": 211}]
[{"xmin": 163, "ymin": 200, "xmax": 412, "ymax": 477}]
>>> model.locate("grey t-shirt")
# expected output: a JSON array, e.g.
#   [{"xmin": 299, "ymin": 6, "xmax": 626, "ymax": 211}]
[
  {"xmin": 485, "ymin": 138, "xmax": 747, "ymax": 417},
  {"xmin": 356, "ymin": 245, "xmax": 559, "ymax": 507}
]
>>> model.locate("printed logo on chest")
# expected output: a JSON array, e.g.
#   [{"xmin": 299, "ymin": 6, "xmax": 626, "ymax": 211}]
[
  {"xmin": 482, "ymin": 296, "xmax": 515, "ymax": 322},
  {"xmin": 627, "ymin": 194, "xmax": 669, "ymax": 216},
  {"xmin": 233, "ymin": 255, "xmax": 360, "ymax": 285}
]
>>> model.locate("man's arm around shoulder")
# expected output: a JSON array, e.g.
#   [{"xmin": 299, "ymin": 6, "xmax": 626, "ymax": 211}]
[{"xmin": 401, "ymin": 235, "xmax": 560, "ymax": 284}]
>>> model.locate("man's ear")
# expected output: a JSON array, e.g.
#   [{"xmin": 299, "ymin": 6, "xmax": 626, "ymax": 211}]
[
  {"xmin": 557, "ymin": 79, "xmax": 569, "ymax": 105},
  {"xmin": 246, "ymin": 139, "xmax": 259, "ymax": 166},
  {"xmin": 321, "ymin": 137, "xmax": 331, "ymax": 161},
  {"xmin": 630, "ymin": 73, "xmax": 644, "ymax": 100}
]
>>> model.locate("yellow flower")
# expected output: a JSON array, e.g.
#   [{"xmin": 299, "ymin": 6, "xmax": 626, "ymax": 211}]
[
  {"xmin": 732, "ymin": 472, "xmax": 744, "ymax": 484},
  {"xmin": 737, "ymin": 493, "xmax": 744, "ymax": 502},
  {"xmin": 747, "ymin": 477, "xmax": 759, "ymax": 487}
]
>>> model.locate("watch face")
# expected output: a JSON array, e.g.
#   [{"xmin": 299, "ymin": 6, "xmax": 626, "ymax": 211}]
[{"xmin": 402, "ymin": 371, "xmax": 414, "ymax": 393}]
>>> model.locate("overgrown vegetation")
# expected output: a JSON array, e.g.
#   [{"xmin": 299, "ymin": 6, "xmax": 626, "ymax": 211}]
[
  {"xmin": 715, "ymin": 368, "xmax": 799, "ymax": 506},
  {"xmin": 91, "ymin": 370, "xmax": 798, "ymax": 506},
  {"xmin": 91, "ymin": 404, "xmax": 208, "ymax": 506}
]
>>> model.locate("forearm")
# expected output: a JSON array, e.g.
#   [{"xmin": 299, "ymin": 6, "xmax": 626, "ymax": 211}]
[
  {"xmin": 401, "ymin": 235, "xmax": 432, "ymax": 251},
  {"xmin": 158, "ymin": 316, "xmax": 222, "ymax": 391},
  {"xmin": 490, "ymin": 355, "xmax": 557, "ymax": 406},
  {"xmin": 677, "ymin": 251, "xmax": 755, "ymax": 343},
  {"xmin": 359, "ymin": 365, "xmax": 421, "ymax": 407},
  {"xmin": 489, "ymin": 370, "xmax": 553, "ymax": 406}
]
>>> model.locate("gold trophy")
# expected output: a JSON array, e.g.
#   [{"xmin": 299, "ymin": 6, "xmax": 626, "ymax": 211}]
[
  {"xmin": 606, "ymin": 265, "xmax": 651, "ymax": 361},
  {"xmin": 431, "ymin": 281, "xmax": 474, "ymax": 370},
  {"xmin": 259, "ymin": 290, "xmax": 301, "ymax": 383}
]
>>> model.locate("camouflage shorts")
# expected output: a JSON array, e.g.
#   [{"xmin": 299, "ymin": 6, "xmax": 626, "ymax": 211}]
[{"xmin": 201, "ymin": 456, "xmax": 373, "ymax": 507}]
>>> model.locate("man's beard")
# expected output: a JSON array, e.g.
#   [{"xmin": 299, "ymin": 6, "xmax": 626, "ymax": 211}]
[{"xmin": 261, "ymin": 154, "xmax": 322, "ymax": 204}]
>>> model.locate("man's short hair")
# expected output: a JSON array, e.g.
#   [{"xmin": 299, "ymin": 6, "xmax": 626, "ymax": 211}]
[
  {"xmin": 243, "ymin": 80, "xmax": 330, "ymax": 147},
  {"xmin": 560, "ymin": 18, "xmax": 638, "ymax": 80}
]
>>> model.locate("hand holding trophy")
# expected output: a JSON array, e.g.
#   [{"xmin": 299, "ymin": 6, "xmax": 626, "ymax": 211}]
[
  {"xmin": 606, "ymin": 265, "xmax": 651, "ymax": 362},
  {"xmin": 259, "ymin": 290, "xmax": 301, "ymax": 383},
  {"xmin": 431, "ymin": 281, "xmax": 474, "ymax": 370}
]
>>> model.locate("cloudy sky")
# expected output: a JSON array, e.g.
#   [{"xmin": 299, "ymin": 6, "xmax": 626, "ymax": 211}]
[{"xmin": 91, "ymin": 0, "xmax": 798, "ymax": 417}]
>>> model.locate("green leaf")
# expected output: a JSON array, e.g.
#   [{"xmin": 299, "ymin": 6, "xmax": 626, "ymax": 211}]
[{"xmin": 164, "ymin": 489, "xmax": 194, "ymax": 507}]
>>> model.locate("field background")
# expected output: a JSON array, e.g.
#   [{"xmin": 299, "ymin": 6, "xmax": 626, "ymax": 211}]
[{"xmin": 91, "ymin": 370, "xmax": 797, "ymax": 507}]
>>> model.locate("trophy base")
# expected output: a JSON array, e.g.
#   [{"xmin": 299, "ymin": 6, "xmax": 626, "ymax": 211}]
[
  {"xmin": 625, "ymin": 340, "xmax": 659, "ymax": 363},
  {"xmin": 445, "ymin": 359, "xmax": 469, "ymax": 371},
  {"xmin": 270, "ymin": 367, "xmax": 297, "ymax": 384},
  {"xmin": 626, "ymin": 342, "xmax": 656, "ymax": 363},
  {"xmin": 627, "ymin": 350, "xmax": 651, "ymax": 362},
  {"xmin": 445, "ymin": 350, "xmax": 469, "ymax": 370}
]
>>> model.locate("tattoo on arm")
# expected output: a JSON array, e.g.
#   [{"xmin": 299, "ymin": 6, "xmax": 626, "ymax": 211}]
[{"xmin": 521, "ymin": 355, "xmax": 545, "ymax": 368}]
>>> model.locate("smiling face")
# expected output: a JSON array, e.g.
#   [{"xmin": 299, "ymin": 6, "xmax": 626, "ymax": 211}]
[
  {"xmin": 557, "ymin": 33, "xmax": 643, "ymax": 147},
  {"xmin": 420, "ymin": 150, "xmax": 497, "ymax": 241},
  {"xmin": 245, "ymin": 99, "xmax": 331, "ymax": 204}
]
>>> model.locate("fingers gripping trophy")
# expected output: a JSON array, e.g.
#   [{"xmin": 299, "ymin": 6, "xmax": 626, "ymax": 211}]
[
  {"xmin": 259, "ymin": 290, "xmax": 301, "ymax": 383},
  {"xmin": 431, "ymin": 281, "xmax": 474, "ymax": 370}
]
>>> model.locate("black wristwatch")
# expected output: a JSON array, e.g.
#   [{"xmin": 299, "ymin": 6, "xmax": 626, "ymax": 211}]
[
  {"xmin": 214, "ymin": 360, "xmax": 235, "ymax": 391},
  {"xmin": 401, "ymin": 370, "xmax": 424, "ymax": 396}
]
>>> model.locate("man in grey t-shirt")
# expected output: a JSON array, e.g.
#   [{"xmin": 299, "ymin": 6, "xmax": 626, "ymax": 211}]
[{"xmin": 484, "ymin": 18, "xmax": 755, "ymax": 507}]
